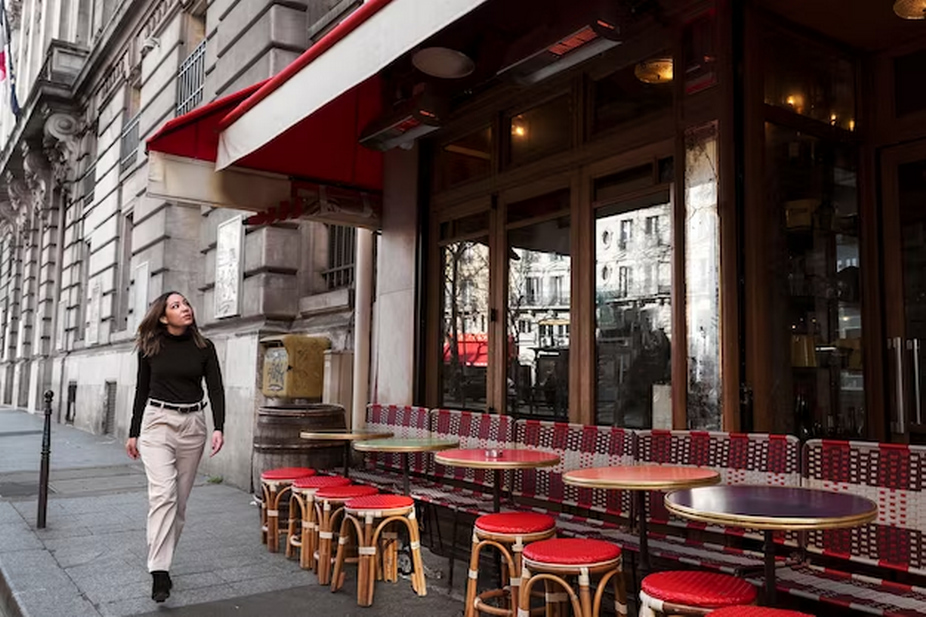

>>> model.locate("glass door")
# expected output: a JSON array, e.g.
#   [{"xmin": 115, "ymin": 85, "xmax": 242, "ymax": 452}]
[{"xmin": 882, "ymin": 141, "xmax": 926, "ymax": 444}]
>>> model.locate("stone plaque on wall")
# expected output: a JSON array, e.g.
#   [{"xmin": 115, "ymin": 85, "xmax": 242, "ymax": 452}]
[
  {"xmin": 86, "ymin": 280, "xmax": 101, "ymax": 345},
  {"xmin": 132, "ymin": 261, "xmax": 150, "ymax": 331},
  {"xmin": 214, "ymin": 216, "xmax": 243, "ymax": 319}
]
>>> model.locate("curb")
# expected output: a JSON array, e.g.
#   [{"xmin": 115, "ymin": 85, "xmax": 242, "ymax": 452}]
[{"xmin": 0, "ymin": 559, "xmax": 24, "ymax": 617}]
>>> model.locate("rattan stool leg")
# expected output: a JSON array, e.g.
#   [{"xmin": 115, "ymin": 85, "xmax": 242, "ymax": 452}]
[
  {"xmin": 317, "ymin": 500, "xmax": 340, "ymax": 585},
  {"xmin": 407, "ymin": 512, "xmax": 427, "ymax": 597},
  {"xmin": 260, "ymin": 482, "xmax": 270, "ymax": 544},
  {"xmin": 286, "ymin": 492, "xmax": 302, "ymax": 560},
  {"xmin": 299, "ymin": 494, "xmax": 317, "ymax": 570},
  {"xmin": 266, "ymin": 485, "xmax": 283, "ymax": 552},
  {"xmin": 464, "ymin": 532, "xmax": 481, "ymax": 617}
]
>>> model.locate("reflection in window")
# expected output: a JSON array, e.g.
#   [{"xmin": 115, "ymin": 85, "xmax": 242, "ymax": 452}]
[
  {"xmin": 507, "ymin": 96, "xmax": 573, "ymax": 167},
  {"xmin": 595, "ymin": 193, "xmax": 672, "ymax": 427},
  {"xmin": 763, "ymin": 26, "xmax": 855, "ymax": 130},
  {"xmin": 440, "ymin": 239, "xmax": 490, "ymax": 411},
  {"xmin": 439, "ymin": 126, "xmax": 493, "ymax": 188},
  {"xmin": 593, "ymin": 59, "xmax": 674, "ymax": 133},
  {"xmin": 507, "ymin": 194, "xmax": 571, "ymax": 420},
  {"xmin": 685, "ymin": 123, "xmax": 721, "ymax": 429}
]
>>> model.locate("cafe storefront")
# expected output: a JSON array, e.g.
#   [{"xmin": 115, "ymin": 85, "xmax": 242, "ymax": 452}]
[{"xmin": 148, "ymin": 0, "xmax": 926, "ymax": 445}]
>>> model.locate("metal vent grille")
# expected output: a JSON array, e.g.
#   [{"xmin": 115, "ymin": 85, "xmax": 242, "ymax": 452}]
[{"xmin": 103, "ymin": 381, "xmax": 117, "ymax": 434}]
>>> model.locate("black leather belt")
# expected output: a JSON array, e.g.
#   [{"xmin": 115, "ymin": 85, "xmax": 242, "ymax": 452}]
[{"xmin": 148, "ymin": 399, "xmax": 207, "ymax": 413}]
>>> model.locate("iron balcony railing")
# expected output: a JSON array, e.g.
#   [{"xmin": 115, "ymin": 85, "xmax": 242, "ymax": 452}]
[
  {"xmin": 176, "ymin": 40, "xmax": 206, "ymax": 116},
  {"xmin": 119, "ymin": 115, "xmax": 140, "ymax": 175}
]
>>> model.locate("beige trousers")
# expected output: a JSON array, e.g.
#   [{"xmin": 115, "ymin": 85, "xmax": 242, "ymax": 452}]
[{"xmin": 138, "ymin": 403, "xmax": 207, "ymax": 572}]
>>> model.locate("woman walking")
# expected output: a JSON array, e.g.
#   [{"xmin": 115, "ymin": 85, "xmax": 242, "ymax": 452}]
[{"xmin": 125, "ymin": 291, "xmax": 225, "ymax": 603}]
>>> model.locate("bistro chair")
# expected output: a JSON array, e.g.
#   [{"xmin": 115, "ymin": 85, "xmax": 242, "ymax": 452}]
[
  {"xmin": 330, "ymin": 493, "xmax": 427, "ymax": 607},
  {"xmin": 464, "ymin": 512, "xmax": 556, "ymax": 617},
  {"xmin": 286, "ymin": 475, "xmax": 352, "ymax": 568},
  {"xmin": 313, "ymin": 484, "xmax": 380, "ymax": 585},
  {"xmin": 707, "ymin": 608, "xmax": 814, "ymax": 617},
  {"xmin": 519, "ymin": 538, "xmax": 627, "ymax": 617},
  {"xmin": 639, "ymin": 571, "xmax": 758, "ymax": 616},
  {"xmin": 259, "ymin": 466, "xmax": 315, "ymax": 553}
]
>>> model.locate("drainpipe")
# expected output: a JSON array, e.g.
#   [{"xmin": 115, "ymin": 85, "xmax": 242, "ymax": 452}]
[{"xmin": 351, "ymin": 228, "xmax": 374, "ymax": 430}]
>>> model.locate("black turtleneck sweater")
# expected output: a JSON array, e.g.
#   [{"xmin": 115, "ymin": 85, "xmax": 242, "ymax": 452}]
[{"xmin": 129, "ymin": 331, "xmax": 226, "ymax": 438}]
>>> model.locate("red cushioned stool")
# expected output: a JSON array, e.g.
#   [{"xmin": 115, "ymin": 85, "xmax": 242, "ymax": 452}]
[
  {"xmin": 707, "ymin": 608, "xmax": 814, "ymax": 617},
  {"xmin": 313, "ymin": 485, "xmax": 379, "ymax": 585},
  {"xmin": 259, "ymin": 467, "xmax": 315, "ymax": 552},
  {"xmin": 464, "ymin": 512, "xmax": 556, "ymax": 617},
  {"xmin": 286, "ymin": 475, "xmax": 351, "ymax": 569},
  {"xmin": 639, "ymin": 571, "xmax": 758, "ymax": 616},
  {"xmin": 330, "ymin": 494, "xmax": 425, "ymax": 607},
  {"xmin": 520, "ymin": 538, "xmax": 628, "ymax": 617}
]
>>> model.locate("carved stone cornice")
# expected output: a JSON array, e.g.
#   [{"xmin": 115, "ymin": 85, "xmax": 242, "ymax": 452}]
[{"xmin": 43, "ymin": 111, "xmax": 82, "ymax": 187}]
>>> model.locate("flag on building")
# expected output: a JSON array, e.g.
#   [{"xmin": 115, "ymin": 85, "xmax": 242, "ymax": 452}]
[{"xmin": 0, "ymin": 0, "xmax": 20, "ymax": 116}]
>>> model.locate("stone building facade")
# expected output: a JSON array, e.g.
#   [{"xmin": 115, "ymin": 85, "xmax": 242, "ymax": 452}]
[{"xmin": 0, "ymin": 0, "xmax": 364, "ymax": 490}]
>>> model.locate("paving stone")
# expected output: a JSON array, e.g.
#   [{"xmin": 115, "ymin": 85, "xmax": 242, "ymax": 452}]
[{"xmin": 11, "ymin": 587, "xmax": 100, "ymax": 617}]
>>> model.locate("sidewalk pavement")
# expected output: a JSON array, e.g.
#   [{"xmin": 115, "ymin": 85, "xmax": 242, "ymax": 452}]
[{"xmin": 0, "ymin": 406, "xmax": 465, "ymax": 616}]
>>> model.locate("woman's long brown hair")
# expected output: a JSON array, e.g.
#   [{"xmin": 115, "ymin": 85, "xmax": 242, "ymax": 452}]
[{"xmin": 136, "ymin": 291, "xmax": 207, "ymax": 358}]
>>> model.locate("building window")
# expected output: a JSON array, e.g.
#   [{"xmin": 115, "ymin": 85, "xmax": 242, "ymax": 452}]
[
  {"xmin": 322, "ymin": 225, "xmax": 356, "ymax": 291},
  {"xmin": 550, "ymin": 276, "xmax": 565, "ymax": 305},
  {"xmin": 119, "ymin": 116, "xmax": 140, "ymax": 174},
  {"xmin": 619, "ymin": 220, "xmax": 633, "ymax": 250},
  {"xmin": 176, "ymin": 40, "xmax": 206, "ymax": 116},
  {"xmin": 525, "ymin": 277, "xmax": 541, "ymax": 306},
  {"xmin": 116, "ymin": 213, "xmax": 134, "ymax": 331},
  {"xmin": 618, "ymin": 266, "xmax": 632, "ymax": 298}
]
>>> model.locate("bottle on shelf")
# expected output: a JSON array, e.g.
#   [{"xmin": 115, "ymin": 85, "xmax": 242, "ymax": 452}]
[{"xmin": 795, "ymin": 388, "xmax": 814, "ymax": 442}]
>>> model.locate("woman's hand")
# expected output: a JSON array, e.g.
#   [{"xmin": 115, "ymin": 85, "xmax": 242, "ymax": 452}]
[
  {"xmin": 125, "ymin": 437, "xmax": 139, "ymax": 460},
  {"xmin": 210, "ymin": 430, "xmax": 224, "ymax": 457}
]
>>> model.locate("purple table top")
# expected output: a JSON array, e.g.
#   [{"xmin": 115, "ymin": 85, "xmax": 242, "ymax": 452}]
[{"xmin": 665, "ymin": 485, "xmax": 878, "ymax": 531}]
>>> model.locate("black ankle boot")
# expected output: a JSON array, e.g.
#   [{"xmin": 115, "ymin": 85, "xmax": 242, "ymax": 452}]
[{"xmin": 151, "ymin": 570, "xmax": 171, "ymax": 603}]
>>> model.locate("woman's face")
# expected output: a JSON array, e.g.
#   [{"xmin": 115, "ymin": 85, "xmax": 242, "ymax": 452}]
[{"xmin": 160, "ymin": 294, "xmax": 194, "ymax": 330}]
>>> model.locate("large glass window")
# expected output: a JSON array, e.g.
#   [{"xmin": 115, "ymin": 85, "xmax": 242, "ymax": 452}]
[
  {"xmin": 440, "ymin": 212, "xmax": 490, "ymax": 411},
  {"xmin": 764, "ymin": 124, "xmax": 862, "ymax": 439},
  {"xmin": 595, "ymin": 192, "xmax": 673, "ymax": 427},
  {"xmin": 507, "ymin": 190, "xmax": 571, "ymax": 419},
  {"xmin": 685, "ymin": 123, "xmax": 722, "ymax": 429}
]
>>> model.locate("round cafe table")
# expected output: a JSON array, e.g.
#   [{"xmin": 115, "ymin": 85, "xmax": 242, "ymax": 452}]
[
  {"xmin": 300, "ymin": 428, "xmax": 392, "ymax": 478},
  {"xmin": 353, "ymin": 437, "xmax": 460, "ymax": 495},
  {"xmin": 563, "ymin": 465, "xmax": 720, "ymax": 572},
  {"xmin": 434, "ymin": 448, "xmax": 560, "ymax": 512},
  {"xmin": 666, "ymin": 485, "xmax": 878, "ymax": 605}
]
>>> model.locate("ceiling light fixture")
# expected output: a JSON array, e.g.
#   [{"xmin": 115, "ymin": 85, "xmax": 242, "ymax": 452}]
[
  {"xmin": 634, "ymin": 57, "xmax": 673, "ymax": 84},
  {"xmin": 412, "ymin": 47, "xmax": 475, "ymax": 79},
  {"xmin": 894, "ymin": 0, "xmax": 926, "ymax": 19}
]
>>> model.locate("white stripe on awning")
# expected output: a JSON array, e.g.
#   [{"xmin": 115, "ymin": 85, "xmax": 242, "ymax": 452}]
[
  {"xmin": 216, "ymin": 0, "xmax": 489, "ymax": 171},
  {"xmin": 147, "ymin": 151, "xmax": 290, "ymax": 210}
]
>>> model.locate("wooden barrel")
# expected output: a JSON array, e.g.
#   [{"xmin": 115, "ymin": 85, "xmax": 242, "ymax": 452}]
[{"xmin": 252, "ymin": 403, "xmax": 346, "ymax": 490}]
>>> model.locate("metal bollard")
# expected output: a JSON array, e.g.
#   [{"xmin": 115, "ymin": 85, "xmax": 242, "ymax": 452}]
[{"xmin": 37, "ymin": 390, "xmax": 54, "ymax": 529}]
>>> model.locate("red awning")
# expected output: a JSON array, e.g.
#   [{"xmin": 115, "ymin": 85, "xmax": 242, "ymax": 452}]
[
  {"xmin": 145, "ymin": 80, "xmax": 267, "ymax": 162},
  {"xmin": 146, "ymin": 77, "xmax": 383, "ymax": 194}
]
